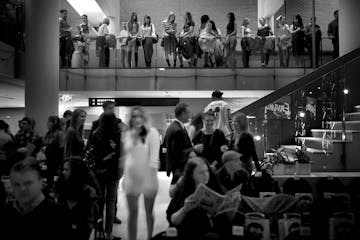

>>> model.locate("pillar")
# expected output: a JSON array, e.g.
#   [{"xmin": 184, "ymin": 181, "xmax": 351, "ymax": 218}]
[
  {"xmin": 339, "ymin": 0, "xmax": 360, "ymax": 56},
  {"xmin": 25, "ymin": 0, "xmax": 59, "ymax": 135}
]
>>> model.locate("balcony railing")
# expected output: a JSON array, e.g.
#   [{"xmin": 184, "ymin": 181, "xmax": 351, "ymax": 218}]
[{"xmin": 61, "ymin": 36, "xmax": 335, "ymax": 70}]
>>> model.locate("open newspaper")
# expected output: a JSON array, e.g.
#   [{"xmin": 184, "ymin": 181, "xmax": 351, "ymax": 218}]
[{"xmin": 187, "ymin": 183, "xmax": 242, "ymax": 218}]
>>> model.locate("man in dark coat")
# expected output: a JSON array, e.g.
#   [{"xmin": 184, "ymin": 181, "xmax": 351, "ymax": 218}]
[{"xmin": 164, "ymin": 103, "xmax": 193, "ymax": 189}]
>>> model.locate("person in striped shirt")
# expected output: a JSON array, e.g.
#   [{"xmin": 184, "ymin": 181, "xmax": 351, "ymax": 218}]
[{"xmin": 162, "ymin": 12, "xmax": 177, "ymax": 68}]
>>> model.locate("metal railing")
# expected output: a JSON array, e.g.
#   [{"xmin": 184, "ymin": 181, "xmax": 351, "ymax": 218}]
[{"xmin": 60, "ymin": 36, "xmax": 335, "ymax": 70}]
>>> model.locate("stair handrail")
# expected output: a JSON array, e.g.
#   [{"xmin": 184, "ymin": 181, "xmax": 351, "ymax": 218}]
[{"xmin": 235, "ymin": 48, "xmax": 360, "ymax": 115}]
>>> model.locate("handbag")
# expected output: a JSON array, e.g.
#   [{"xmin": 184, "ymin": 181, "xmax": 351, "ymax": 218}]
[
  {"xmin": 136, "ymin": 38, "xmax": 141, "ymax": 47},
  {"xmin": 151, "ymin": 25, "xmax": 159, "ymax": 44},
  {"xmin": 83, "ymin": 145, "xmax": 96, "ymax": 171}
]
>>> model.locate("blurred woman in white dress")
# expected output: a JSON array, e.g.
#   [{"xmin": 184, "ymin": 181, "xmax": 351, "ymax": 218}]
[{"xmin": 123, "ymin": 106, "xmax": 160, "ymax": 240}]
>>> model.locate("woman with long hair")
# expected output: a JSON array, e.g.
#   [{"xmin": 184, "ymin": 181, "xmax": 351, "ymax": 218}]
[
  {"xmin": 290, "ymin": 14, "xmax": 305, "ymax": 67},
  {"xmin": 198, "ymin": 14, "xmax": 216, "ymax": 67},
  {"xmin": 276, "ymin": 15, "xmax": 292, "ymax": 67},
  {"xmin": 43, "ymin": 116, "xmax": 65, "ymax": 183},
  {"xmin": 223, "ymin": 12, "xmax": 237, "ymax": 68},
  {"xmin": 230, "ymin": 112, "xmax": 261, "ymax": 174},
  {"xmin": 187, "ymin": 112, "xmax": 203, "ymax": 141},
  {"xmin": 241, "ymin": 17, "xmax": 252, "ymax": 68},
  {"xmin": 140, "ymin": 15, "xmax": 156, "ymax": 68},
  {"xmin": 91, "ymin": 113, "xmax": 121, "ymax": 240},
  {"xmin": 166, "ymin": 157, "xmax": 222, "ymax": 239},
  {"xmin": 162, "ymin": 12, "xmax": 177, "ymax": 68},
  {"xmin": 209, "ymin": 20, "xmax": 223, "ymax": 67},
  {"xmin": 123, "ymin": 106, "xmax": 160, "ymax": 240},
  {"xmin": 257, "ymin": 17, "xmax": 273, "ymax": 67},
  {"xmin": 65, "ymin": 108, "xmax": 87, "ymax": 159},
  {"xmin": 178, "ymin": 12, "xmax": 197, "ymax": 67},
  {"xmin": 127, "ymin": 12, "xmax": 140, "ymax": 68},
  {"xmin": 56, "ymin": 158, "xmax": 97, "ymax": 240}
]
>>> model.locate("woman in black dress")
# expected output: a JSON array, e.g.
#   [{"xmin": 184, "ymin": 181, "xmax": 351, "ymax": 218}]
[
  {"xmin": 230, "ymin": 112, "xmax": 261, "ymax": 174},
  {"xmin": 291, "ymin": 14, "xmax": 305, "ymax": 67},
  {"xmin": 193, "ymin": 111, "xmax": 228, "ymax": 170}
]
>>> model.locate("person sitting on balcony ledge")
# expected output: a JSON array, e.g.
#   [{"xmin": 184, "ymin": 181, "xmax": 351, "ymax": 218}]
[{"xmin": 162, "ymin": 12, "xmax": 178, "ymax": 68}]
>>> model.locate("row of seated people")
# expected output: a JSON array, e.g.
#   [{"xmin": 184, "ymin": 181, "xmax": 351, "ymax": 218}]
[
  {"xmin": 159, "ymin": 153, "xmax": 359, "ymax": 240},
  {"xmin": 0, "ymin": 153, "xmax": 358, "ymax": 240}
]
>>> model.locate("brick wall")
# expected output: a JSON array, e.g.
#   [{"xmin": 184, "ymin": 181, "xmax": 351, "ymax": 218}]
[{"xmin": 120, "ymin": 0, "xmax": 258, "ymax": 37}]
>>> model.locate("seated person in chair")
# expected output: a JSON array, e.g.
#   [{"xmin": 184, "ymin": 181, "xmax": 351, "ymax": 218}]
[{"xmin": 166, "ymin": 157, "xmax": 222, "ymax": 239}]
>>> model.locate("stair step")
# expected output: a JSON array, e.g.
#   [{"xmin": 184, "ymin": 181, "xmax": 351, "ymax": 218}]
[
  {"xmin": 311, "ymin": 129, "xmax": 360, "ymax": 140},
  {"xmin": 281, "ymin": 144, "xmax": 332, "ymax": 154},
  {"xmin": 327, "ymin": 121, "xmax": 360, "ymax": 130},
  {"xmin": 345, "ymin": 112, "xmax": 360, "ymax": 121},
  {"xmin": 355, "ymin": 105, "xmax": 360, "ymax": 112},
  {"xmin": 295, "ymin": 137, "xmax": 350, "ymax": 151}
]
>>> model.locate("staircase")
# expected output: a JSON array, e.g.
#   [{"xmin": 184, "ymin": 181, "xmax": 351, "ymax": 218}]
[{"xmin": 283, "ymin": 105, "xmax": 360, "ymax": 172}]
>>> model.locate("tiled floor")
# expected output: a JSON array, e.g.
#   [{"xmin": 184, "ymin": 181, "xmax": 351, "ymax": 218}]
[{"xmin": 112, "ymin": 172, "xmax": 171, "ymax": 240}]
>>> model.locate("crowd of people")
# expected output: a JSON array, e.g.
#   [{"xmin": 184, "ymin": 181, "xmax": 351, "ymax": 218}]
[
  {"xmin": 0, "ymin": 90, "xmax": 354, "ymax": 240},
  {"xmin": 59, "ymin": 9, "xmax": 339, "ymax": 69}
]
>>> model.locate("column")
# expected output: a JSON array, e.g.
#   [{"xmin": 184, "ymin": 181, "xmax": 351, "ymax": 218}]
[
  {"xmin": 25, "ymin": 0, "xmax": 59, "ymax": 135},
  {"xmin": 339, "ymin": 0, "xmax": 360, "ymax": 56}
]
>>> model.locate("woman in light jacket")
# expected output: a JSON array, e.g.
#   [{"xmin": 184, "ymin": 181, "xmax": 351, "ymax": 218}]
[{"xmin": 123, "ymin": 106, "xmax": 160, "ymax": 240}]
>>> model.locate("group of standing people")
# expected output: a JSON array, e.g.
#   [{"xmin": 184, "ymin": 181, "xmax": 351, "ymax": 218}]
[{"xmin": 60, "ymin": 8, "xmax": 339, "ymax": 69}]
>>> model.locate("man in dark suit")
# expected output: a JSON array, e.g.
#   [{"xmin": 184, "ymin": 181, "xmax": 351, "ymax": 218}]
[
  {"xmin": 88, "ymin": 101, "xmax": 116, "ymax": 140},
  {"xmin": 164, "ymin": 102, "xmax": 193, "ymax": 187},
  {"xmin": 87, "ymin": 101, "xmax": 122, "ymax": 225}
]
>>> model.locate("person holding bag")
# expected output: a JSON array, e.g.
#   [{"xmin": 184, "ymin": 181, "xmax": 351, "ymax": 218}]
[
  {"xmin": 127, "ymin": 12, "xmax": 141, "ymax": 68},
  {"xmin": 139, "ymin": 15, "xmax": 157, "ymax": 68}
]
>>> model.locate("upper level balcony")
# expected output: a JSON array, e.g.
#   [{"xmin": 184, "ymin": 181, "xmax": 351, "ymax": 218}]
[{"xmin": 59, "ymin": 36, "xmax": 334, "ymax": 92}]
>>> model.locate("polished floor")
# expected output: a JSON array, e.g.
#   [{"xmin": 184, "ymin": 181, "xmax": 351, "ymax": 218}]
[{"xmin": 112, "ymin": 172, "xmax": 171, "ymax": 240}]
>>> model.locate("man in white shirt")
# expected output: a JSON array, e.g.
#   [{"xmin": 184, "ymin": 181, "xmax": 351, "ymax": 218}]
[
  {"xmin": 97, "ymin": 17, "xmax": 110, "ymax": 67},
  {"xmin": 204, "ymin": 90, "xmax": 232, "ymax": 140}
]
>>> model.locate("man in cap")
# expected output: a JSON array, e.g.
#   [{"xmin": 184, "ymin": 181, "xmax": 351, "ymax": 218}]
[{"xmin": 204, "ymin": 90, "xmax": 232, "ymax": 140}]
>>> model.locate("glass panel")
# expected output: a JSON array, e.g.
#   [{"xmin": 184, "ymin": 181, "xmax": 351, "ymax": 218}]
[{"xmin": 245, "ymin": 66, "xmax": 346, "ymax": 172}]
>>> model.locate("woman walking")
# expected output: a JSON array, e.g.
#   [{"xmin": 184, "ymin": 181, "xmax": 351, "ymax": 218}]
[{"xmin": 123, "ymin": 107, "xmax": 160, "ymax": 240}]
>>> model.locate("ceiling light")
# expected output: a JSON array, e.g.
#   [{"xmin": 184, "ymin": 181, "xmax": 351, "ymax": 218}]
[
  {"xmin": 67, "ymin": 0, "xmax": 106, "ymax": 24},
  {"xmin": 343, "ymin": 89, "xmax": 349, "ymax": 95}
]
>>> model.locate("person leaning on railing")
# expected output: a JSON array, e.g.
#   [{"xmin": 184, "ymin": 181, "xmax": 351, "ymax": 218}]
[
  {"xmin": 257, "ymin": 17, "xmax": 274, "ymax": 67},
  {"xmin": 162, "ymin": 12, "xmax": 178, "ymax": 68},
  {"xmin": 127, "ymin": 12, "xmax": 141, "ymax": 68},
  {"xmin": 241, "ymin": 17, "xmax": 252, "ymax": 68},
  {"xmin": 178, "ymin": 11, "xmax": 197, "ymax": 68},
  {"xmin": 139, "ymin": 15, "xmax": 157, "ymax": 68},
  {"xmin": 118, "ymin": 22, "xmax": 129, "ymax": 68},
  {"xmin": 223, "ymin": 12, "xmax": 237, "ymax": 68}
]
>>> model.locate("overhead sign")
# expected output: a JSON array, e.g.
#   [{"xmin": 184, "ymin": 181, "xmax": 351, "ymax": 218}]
[{"xmin": 88, "ymin": 98, "xmax": 180, "ymax": 107}]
